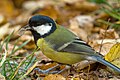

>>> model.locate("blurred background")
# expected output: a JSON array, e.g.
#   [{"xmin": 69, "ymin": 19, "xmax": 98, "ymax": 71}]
[
  {"xmin": 1, "ymin": 0, "xmax": 120, "ymax": 53},
  {"xmin": 0, "ymin": 0, "xmax": 120, "ymax": 80}
]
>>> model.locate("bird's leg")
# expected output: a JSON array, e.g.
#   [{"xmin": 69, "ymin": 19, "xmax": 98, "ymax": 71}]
[
  {"xmin": 49, "ymin": 65, "xmax": 71, "ymax": 74},
  {"xmin": 34, "ymin": 60, "xmax": 71, "ymax": 74},
  {"xmin": 34, "ymin": 64, "xmax": 60, "ymax": 74}
]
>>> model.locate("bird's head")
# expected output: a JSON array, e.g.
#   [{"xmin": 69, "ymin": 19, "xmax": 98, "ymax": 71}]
[{"xmin": 20, "ymin": 15, "xmax": 57, "ymax": 43}]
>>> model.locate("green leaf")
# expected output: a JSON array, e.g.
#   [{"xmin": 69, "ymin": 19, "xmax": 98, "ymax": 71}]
[
  {"xmin": 0, "ymin": 32, "xmax": 14, "ymax": 51},
  {"xmin": 102, "ymin": 8, "xmax": 120, "ymax": 20},
  {"xmin": 5, "ymin": 31, "xmax": 14, "ymax": 50}
]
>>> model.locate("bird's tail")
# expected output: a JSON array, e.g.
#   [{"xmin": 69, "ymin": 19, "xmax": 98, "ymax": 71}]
[{"xmin": 94, "ymin": 56, "xmax": 120, "ymax": 73}]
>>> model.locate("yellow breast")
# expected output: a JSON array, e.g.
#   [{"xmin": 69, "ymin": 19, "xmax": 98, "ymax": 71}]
[{"xmin": 37, "ymin": 38, "xmax": 84, "ymax": 65}]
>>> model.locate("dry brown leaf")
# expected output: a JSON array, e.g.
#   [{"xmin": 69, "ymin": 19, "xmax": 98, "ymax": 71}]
[
  {"xmin": 0, "ymin": 23, "xmax": 10, "ymax": 39},
  {"xmin": 0, "ymin": 23, "xmax": 21, "ymax": 40},
  {"xmin": 75, "ymin": 15, "xmax": 95, "ymax": 27},
  {"xmin": 23, "ymin": 0, "xmax": 55, "ymax": 10},
  {"xmin": 96, "ymin": 39, "xmax": 120, "ymax": 44},
  {"xmin": 24, "ymin": 0, "xmax": 99, "ymax": 26},
  {"xmin": 99, "ymin": 29, "xmax": 119, "ymax": 39},
  {"xmin": 69, "ymin": 18, "xmax": 88, "ymax": 41},
  {"xmin": 63, "ymin": 0, "xmax": 99, "ymax": 12},
  {"xmin": 61, "ymin": 0, "xmax": 79, "ymax": 3},
  {"xmin": 73, "ymin": 60, "xmax": 95, "ymax": 72},
  {"xmin": 18, "ymin": 34, "xmax": 36, "ymax": 49},
  {"xmin": 93, "ymin": 42, "xmax": 115, "ymax": 56},
  {"xmin": 95, "ymin": 12, "xmax": 109, "ymax": 19},
  {"xmin": 44, "ymin": 74, "xmax": 65, "ymax": 80},
  {"xmin": 36, "ymin": 5, "xmax": 59, "ymax": 20},
  {"xmin": 90, "ymin": 39, "xmax": 120, "ymax": 56},
  {"xmin": 75, "ymin": 15, "xmax": 94, "ymax": 35}
]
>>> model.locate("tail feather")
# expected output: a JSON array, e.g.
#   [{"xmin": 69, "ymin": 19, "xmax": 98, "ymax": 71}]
[{"xmin": 88, "ymin": 56, "xmax": 120, "ymax": 73}]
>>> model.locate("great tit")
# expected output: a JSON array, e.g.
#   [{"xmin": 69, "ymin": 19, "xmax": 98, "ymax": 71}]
[{"xmin": 21, "ymin": 15, "xmax": 120, "ymax": 73}]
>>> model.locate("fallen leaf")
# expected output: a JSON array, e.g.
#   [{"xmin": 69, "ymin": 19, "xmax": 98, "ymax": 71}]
[
  {"xmin": 99, "ymin": 29, "xmax": 119, "ymax": 39},
  {"xmin": 44, "ymin": 74, "xmax": 66, "ymax": 80},
  {"xmin": 73, "ymin": 60, "xmax": 95, "ymax": 72},
  {"xmin": 18, "ymin": 34, "xmax": 36, "ymax": 49},
  {"xmin": 75, "ymin": 15, "xmax": 94, "ymax": 36},
  {"xmin": 69, "ymin": 18, "xmax": 88, "ymax": 41},
  {"xmin": 0, "ymin": 23, "xmax": 21, "ymax": 40},
  {"xmin": 75, "ymin": 15, "xmax": 95, "ymax": 27},
  {"xmin": 93, "ymin": 42, "xmax": 115, "ymax": 56},
  {"xmin": 96, "ymin": 39, "xmax": 120, "ymax": 44},
  {"xmin": 64, "ymin": 0, "xmax": 99, "ymax": 12},
  {"xmin": 105, "ymin": 43, "xmax": 120, "ymax": 68},
  {"xmin": 0, "ymin": 23, "xmax": 10, "ymax": 39},
  {"xmin": 90, "ymin": 39, "xmax": 120, "ymax": 55}
]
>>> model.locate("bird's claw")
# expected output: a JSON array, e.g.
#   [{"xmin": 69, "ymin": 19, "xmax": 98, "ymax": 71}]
[{"xmin": 34, "ymin": 64, "xmax": 71, "ymax": 74}]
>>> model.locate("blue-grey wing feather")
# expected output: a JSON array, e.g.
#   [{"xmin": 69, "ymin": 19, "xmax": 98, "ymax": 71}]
[{"xmin": 57, "ymin": 38, "xmax": 97, "ymax": 56}]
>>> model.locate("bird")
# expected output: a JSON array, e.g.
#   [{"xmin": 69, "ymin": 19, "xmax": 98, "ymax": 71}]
[{"xmin": 20, "ymin": 15, "xmax": 120, "ymax": 73}]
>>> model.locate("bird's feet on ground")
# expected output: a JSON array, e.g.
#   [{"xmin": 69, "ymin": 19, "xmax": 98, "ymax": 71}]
[{"xmin": 33, "ymin": 60, "xmax": 71, "ymax": 74}]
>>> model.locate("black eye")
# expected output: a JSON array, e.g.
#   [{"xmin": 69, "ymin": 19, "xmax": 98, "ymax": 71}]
[{"xmin": 45, "ymin": 23, "xmax": 52, "ymax": 26}]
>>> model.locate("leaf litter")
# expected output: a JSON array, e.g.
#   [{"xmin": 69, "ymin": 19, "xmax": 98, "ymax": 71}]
[{"xmin": 0, "ymin": 0, "xmax": 120, "ymax": 80}]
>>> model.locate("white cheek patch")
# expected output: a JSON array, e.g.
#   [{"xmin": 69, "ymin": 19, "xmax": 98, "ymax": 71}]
[{"xmin": 33, "ymin": 24, "xmax": 52, "ymax": 35}]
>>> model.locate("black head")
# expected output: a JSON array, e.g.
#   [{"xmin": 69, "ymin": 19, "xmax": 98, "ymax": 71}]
[
  {"xmin": 26, "ymin": 15, "xmax": 57, "ymax": 43},
  {"xmin": 29, "ymin": 15, "xmax": 56, "ymax": 27}
]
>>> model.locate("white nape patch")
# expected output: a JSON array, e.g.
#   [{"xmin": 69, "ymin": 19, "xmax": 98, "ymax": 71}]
[{"xmin": 32, "ymin": 23, "xmax": 52, "ymax": 35}]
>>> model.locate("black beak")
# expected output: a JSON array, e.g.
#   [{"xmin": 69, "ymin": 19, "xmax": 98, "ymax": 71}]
[
  {"xmin": 21, "ymin": 25, "xmax": 31, "ymax": 31},
  {"xmin": 18, "ymin": 25, "xmax": 32, "ymax": 36}
]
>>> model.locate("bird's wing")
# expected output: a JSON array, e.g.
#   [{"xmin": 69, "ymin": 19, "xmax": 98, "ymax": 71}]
[{"xmin": 57, "ymin": 38, "xmax": 96, "ymax": 55}]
